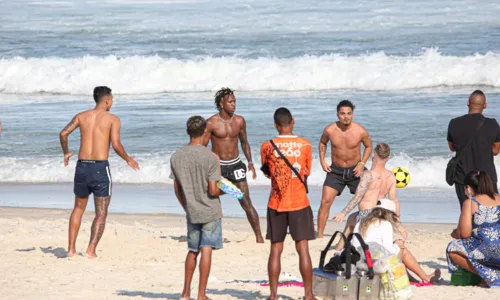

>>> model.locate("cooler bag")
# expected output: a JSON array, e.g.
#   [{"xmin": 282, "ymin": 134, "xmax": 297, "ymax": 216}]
[
  {"xmin": 347, "ymin": 233, "xmax": 381, "ymax": 300},
  {"xmin": 312, "ymin": 231, "xmax": 359, "ymax": 300}
]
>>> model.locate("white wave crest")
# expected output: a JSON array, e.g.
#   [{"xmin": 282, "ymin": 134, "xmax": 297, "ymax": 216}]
[
  {"xmin": 1, "ymin": 49, "xmax": 500, "ymax": 95},
  {"xmin": 2, "ymin": 153, "xmax": 495, "ymax": 188}
]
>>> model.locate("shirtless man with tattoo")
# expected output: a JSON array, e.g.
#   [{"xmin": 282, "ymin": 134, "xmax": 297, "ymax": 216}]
[
  {"xmin": 317, "ymin": 100, "xmax": 373, "ymax": 238},
  {"xmin": 60, "ymin": 86, "xmax": 139, "ymax": 258},
  {"xmin": 331, "ymin": 143, "xmax": 405, "ymax": 249},
  {"xmin": 203, "ymin": 87, "xmax": 264, "ymax": 243}
]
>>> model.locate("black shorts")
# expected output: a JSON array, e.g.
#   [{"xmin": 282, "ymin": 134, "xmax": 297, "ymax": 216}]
[
  {"xmin": 220, "ymin": 158, "xmax": 247, "ymax": 183},
  {"xmin": 266, "ymin": 206, "xmax": 315, "ymax": 243},
  {"xmin": 74, "ymin": 160, "xmax": 112, "ymax": 198},
  {"xmin": 323, "ymin": 164, "xmax": 365, "ymax": 195}
]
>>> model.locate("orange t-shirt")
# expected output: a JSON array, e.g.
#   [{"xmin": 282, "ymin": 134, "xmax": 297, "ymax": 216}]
[{"xmin": 260, "ymin": 135, "xmax": 312, "ymax": 212}]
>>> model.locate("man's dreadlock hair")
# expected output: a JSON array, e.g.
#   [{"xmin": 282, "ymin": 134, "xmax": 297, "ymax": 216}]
[{"xmin": 214, "ymin": 87, "xmax": 234, "ymax": 111}]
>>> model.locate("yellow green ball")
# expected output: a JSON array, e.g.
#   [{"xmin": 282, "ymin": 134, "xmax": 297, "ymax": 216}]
[{"xmin": 392, "ymin": 167, "xmax": 410, "ymax": 188}]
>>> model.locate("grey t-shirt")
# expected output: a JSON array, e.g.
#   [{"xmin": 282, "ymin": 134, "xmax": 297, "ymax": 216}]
[{"xmin": 170, "ymin": 145, "xmax": 222, "ymax": 224}]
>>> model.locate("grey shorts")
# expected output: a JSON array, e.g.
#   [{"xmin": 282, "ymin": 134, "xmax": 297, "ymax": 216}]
[{"xmin": 355, "ymin": 209, "xmax": 373, "ymax": 223}]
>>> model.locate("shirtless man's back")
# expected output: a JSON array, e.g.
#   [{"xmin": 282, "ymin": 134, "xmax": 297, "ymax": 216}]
[
  {"xmin": 59, "ymin": 86, "xmax": 139, "ymax": 258},
  {"xmin": 358, "ymin": 168, "xmax": 397, "ymax": 212},
  {"xmin": 317, "ymin": 100, "xmax": 373, "ymax": 238},
  {"xmin": 332, "ymin": 143, "xmax": 405, "ymax": 249},
  {"xmin": 203, "ymin": 87, "xmax": 264, "ymax": 243}
]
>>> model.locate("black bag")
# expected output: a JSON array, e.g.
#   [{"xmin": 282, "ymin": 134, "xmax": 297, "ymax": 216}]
[
  {"xmin": 260, "ymin": 162, "xmax": 270, "ymax": 177},
  {"xmin": 261, "ymin": 139, "xmax": 309, "ymax": 193},
  {"xmin": 319, "ymin": 231, "xmax": 353, "ymax": 275},
  {"xmin": 446, "ymin": 118, "xmax": 485, "ymax": 186},
  {"xmin": 324, "ymin": 245, "xmax": 361, "ymax": 273},
  {"xmin": 319, "ymin": 231, "xmax": 375, "ymax": 280}
]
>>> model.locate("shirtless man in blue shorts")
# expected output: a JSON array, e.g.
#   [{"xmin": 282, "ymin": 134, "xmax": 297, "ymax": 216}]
[{"xmin": 59, "ymin": 86, "xmax": 139, "ymax": 258}]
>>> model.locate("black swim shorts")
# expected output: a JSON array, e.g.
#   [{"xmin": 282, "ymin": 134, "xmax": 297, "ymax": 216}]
[
  {"xmin": 323, "ymin": 164, "xmax": 365, "ymax": 196},
  {"xmin": 220, "ymin": 158, "xmax": 247, "ymax": 183},
  {"xmin": 74, "ymin": 160, "xmax": 112, "ymax": 198}
]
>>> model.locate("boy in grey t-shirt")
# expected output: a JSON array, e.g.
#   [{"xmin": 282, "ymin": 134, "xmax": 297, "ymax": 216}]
[{"xmin": 170, "ymin": 115, "xmax": 223, "ymax": 300}]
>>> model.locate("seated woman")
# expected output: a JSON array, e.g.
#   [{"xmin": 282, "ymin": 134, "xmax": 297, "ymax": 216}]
[
  {"xmin": 447, "ymin": 171, "xmax": 500, "ymax": 287},
  {"xmin": 352, "ymin": 199, "xmax": 440, "ymax": 283}
]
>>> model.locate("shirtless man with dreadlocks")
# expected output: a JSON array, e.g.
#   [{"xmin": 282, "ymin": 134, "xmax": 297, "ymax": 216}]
[{"xmin": 203, "ymin": 88, "xmax": 264, "ymax": 243}]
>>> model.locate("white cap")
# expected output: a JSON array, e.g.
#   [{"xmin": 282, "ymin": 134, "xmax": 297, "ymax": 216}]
[{"xmin": 376, "ymin": 198, "xmax": 396, "ymax": 214}]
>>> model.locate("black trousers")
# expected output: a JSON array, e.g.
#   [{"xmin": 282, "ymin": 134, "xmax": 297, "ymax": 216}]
[{"xmin": 455, "ymin": 182, "xmax": 499, "ymax": 208}]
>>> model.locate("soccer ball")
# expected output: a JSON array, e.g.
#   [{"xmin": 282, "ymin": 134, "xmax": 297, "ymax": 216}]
[{"xmin": 392, "ymin": 167, "xmax": 410, "ymax": 188}]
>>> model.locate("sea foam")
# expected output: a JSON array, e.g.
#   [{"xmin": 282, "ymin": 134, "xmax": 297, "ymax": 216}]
[{"xmin": 1, "ymin": 49, "xmax": 499, "ymax": 95}]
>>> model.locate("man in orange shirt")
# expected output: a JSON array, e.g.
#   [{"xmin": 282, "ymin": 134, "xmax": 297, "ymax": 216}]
[{"xmin": 260, "ymin": 107, "xmax": 315, "ymax": 300}]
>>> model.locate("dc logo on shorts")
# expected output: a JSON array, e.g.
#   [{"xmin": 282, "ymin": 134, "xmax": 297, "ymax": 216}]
[{"xmin": 234, "ymin": 169, "xmax": 246, "ymax": 180}]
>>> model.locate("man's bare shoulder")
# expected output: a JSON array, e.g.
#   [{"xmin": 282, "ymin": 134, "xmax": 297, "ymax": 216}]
[
  {"xmin": 76, "ymin": 109, "xmax": 94, "ymax": 117},
  {"xmin": 384, "ymin": 169, "xmax": 397, "ymax": 182},
  {"xmin": 327, "ymin": 122, "xmax": 338, "ymax": 130},
  {"xmin": 361, "ymin": 169, "xmax": 373, "ymax": 180},
  {"xmin": 323, "ymin": 122, "xmax": 338, "ymax": 133},
  {"xmin": 207, "ymin": 113, "xmax": 219, "ymax": 121},
  {"xmin": 352, "ymin": 122, "xmax": 369, "ymax": 134},
  {"xmin": 233, "ymin": 114, "xmax": 245, "ymax": 124},
  {"xmin": 102, "ymin": 111, "xmax": 119, "ymax": 122}
]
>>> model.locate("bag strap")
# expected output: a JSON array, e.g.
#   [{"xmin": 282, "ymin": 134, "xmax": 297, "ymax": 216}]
[
  {"xmin": 319, "ymin": 231, "xmax": 348, "ymax": 270},
  {"xmin": 269, "ymin": 139, "xmax": 308, "ymax": 193},
  {"xmin": 348, "ymin": 233, "xmax": 375, "ymax": 279},
  {"xmin": 455, "ymin": 118, "xmax": 486, "ymax": 161}
]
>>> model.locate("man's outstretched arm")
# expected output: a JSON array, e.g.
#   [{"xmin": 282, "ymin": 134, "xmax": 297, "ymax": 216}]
[
  {"xmin": 111, "ymin": 117, "xmax": 139, "ymax": 170},
  {"xmin": 59, "ymin": 115, "xmax": 80, "ymax": 166},
  {"xmin": 238, "ymin": 117, "xmax": 256, "ymax": 179},
  {"xmin": 332, "ymin": 171, "xmax": 373, "ymax": 222}
]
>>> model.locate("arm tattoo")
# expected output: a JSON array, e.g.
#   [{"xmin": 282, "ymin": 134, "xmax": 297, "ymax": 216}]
[
  {"xmin": 239, "ymin": 122, "xmax": 253, "ymax": 162},
  {"xmin": 340, "ymin": 172, "xmax": 373, "ymax": 215},
  {"xmin": 60, "ymin": 137, "xmax": 69, "ymax": 154},
  {"xmin": 319, "ymin": 143, "xmax": 327, "ymax": 160},
  {"xmin": 319, "ymin": 129, "xmax": 328, "ymax": 161},
  {"xmin": 63, "ymin": 118, "xmax": 77, "ymax": 133},
  {"xmin": 60, "ymin": 117, "xmax": 78, "ymax": 154}
]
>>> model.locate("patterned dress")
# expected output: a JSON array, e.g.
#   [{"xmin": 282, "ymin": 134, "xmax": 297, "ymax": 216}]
[{"xmin": 447, "ymin": 197, "xmax": 500, "ymax": 287}]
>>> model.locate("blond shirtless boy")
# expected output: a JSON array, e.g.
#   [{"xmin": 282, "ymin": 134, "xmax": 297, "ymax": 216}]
[
  {"xmin": 317, "ymin": 100, "xmax": 373, "ymax": 238},
  {"xmin": 60, "ymin": 86, "xmax": 139, "ymax": 258},
  {"xmin": 332, "ymin": 143, "xmax": 406, "ymax": 249}
]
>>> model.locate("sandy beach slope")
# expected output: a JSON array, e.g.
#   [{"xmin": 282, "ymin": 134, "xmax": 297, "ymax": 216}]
[{"xmin": 1, "ymin": 207, "xmax": 499, "ymax": 299}]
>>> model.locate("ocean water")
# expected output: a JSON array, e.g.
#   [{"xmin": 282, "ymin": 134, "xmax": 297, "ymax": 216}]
[{"xmin": 1, "ymin": 0, "xmax": 500, "ymax": 219}]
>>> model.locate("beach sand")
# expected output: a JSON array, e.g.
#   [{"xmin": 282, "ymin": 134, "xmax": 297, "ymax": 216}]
[{"xmin": 1, "ymin": 206, "xmax": 498, "ymax": 299}]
